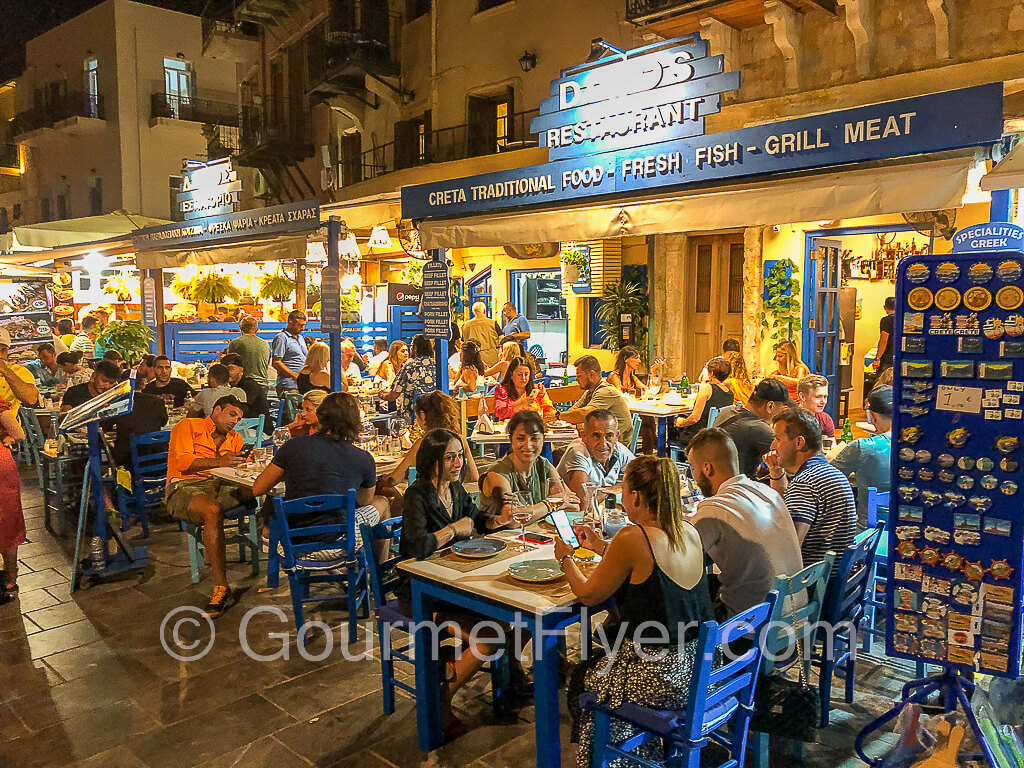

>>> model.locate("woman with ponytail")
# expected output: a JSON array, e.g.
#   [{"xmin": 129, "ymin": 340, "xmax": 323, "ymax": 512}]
[{"xmin": 555, "ymin": 455, "xmax": 713, "ymax": 767}]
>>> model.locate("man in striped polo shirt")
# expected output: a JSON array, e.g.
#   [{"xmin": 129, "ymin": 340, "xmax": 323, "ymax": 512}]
[{"xmin": 765, "ymin": 407, "xmax": 856, "ymax": 574}]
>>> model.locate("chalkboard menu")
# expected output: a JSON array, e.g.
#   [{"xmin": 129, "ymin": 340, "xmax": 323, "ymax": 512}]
[
  {"xmin": 888, "ymin": 241, "xmax": 1024, "ymax": 678},
  {"xmin": 420, "ymin": 261, "xmax": 451, "ymax": 340},
  {"xmin": 320, "ymin": 266, "xmax": 341, "ymax": 332}
]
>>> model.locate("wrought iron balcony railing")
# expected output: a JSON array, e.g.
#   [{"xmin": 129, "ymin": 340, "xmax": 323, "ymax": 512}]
[
  {"xmin": 151, "ymin": 93, "xmax": 239, "ymax": 127},
  {"xmin": 12, "ymin": 92, "xmax": 103, "ymax": 135}
]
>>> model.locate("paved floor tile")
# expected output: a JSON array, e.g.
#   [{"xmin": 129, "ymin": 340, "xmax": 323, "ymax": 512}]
[{"xmin": 25, "ymin": 619, "xmax": 102, "ymax": 660}]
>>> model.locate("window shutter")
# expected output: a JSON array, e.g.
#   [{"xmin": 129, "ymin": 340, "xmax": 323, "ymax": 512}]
[
  {"xmin": 394, "ymin": 120, "xmax": 418, "ymax": 170},
  {"xmin": 467, "ymin": 96, "xmax": 496, "ymax": 157}
]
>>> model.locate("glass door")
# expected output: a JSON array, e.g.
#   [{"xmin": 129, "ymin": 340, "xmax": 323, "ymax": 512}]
[
  {"xmin": 804, "ymin": 238, "xmax": 843, "ymax": 422},
  {"xmin": 163, "ymin": 58, "xmax": 194, "ymax": 119},
  {"xmin": 83, "ymin": 58, "xmax": 99, "ymax": 117}
]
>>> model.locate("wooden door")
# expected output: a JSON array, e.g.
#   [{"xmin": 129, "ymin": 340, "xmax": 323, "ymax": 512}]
[{"xmin": 684, "ymin": 235, "xmax": 745, "ymax": 377}]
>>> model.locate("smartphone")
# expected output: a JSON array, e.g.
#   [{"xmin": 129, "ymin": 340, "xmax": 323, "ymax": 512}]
[
  {"xmin": 550, "ymin": 508, "xmax": 580, "ymax": 548},
  {"xmin": 237, "ymin": 443, "xmax": 256, "ymax": 460},
  {"xmin": 522, "ymin": 532, "xmax": 553, "ymax": 545}
]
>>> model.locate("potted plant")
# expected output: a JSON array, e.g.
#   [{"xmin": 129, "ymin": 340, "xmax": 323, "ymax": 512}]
[
  {"xmin": 399, "ymin": 260, "xmax": 424, "ymax": 287},
  {"xmin": 595, "ymin": 276, "xmax": 649, "ymax": 362},
  {"xmin": 339, "ymin": 293, "xmax": 361, "ymax": 323},
  {"xmin": 103, "ymin": 273, "xmax": 139, "ymax": 303},
  {"xmin": 257, "ymin": 268, "xmax": 296, "ymax": 313},
  {"xmin": 191, "ymin": 270, "xmax": 241, "ymax": 314},
  {"xmin": 758, "ymin": 260, "xmax": 801, "ymax": 340},
  {"xmin": 560, "ymin": 245, "xmax": 590, "ymax": 285},
  {"xmin": 95, "ymin": 320, "xmax": 154, "ymax": 366}
]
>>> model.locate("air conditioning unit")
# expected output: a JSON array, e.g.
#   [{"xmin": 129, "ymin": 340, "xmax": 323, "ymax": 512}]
[{"xmin": 253, "ymin": 169, "xmax": 269, "ymax": 197}]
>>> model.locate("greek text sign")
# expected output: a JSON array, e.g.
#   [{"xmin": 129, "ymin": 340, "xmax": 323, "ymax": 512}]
[
  {"xmin": 952, "ymin": 223, "xmax": 1024, "ymax": 253},
  {"xmin": 133, "ymin": 200, "xmax": 320, "ymax": 250},
  {"xmin": 178, "ymin": 158, "xmax": 241, "ymax": 220},
  {"xmin": 402, "ymin": 83, "xmax": 1003, "ymax": 220}
]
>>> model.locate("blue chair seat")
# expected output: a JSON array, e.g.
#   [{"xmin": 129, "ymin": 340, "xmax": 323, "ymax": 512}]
[
  {"xmin": 294, "ymin": 554, "xmax": 350, "ymax": 570},
  {"xmin": 374, "ymin": 599, "xmax": 411, "ymax": 628}
]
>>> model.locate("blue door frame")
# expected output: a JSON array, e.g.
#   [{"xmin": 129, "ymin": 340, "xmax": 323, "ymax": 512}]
[
  {"xmin": 802, "ymin": 223, "xmax": 935, "ymax": 422},
  {"xmin": 467, "ymin": 269, "xmax": 493, "ymax": 317}
]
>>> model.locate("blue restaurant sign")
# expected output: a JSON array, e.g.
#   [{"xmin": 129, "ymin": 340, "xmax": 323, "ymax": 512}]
[
  {"xmin": 952, "ymin": 222, "xmax": 1024, "ymax": 253},
  {"xmin": 132, "ymin": 199, "xmax": 321, "ymax": 250},
  {"xmin": 401, "ymin": 35, "xmax": 1003, "ymax": 220}
]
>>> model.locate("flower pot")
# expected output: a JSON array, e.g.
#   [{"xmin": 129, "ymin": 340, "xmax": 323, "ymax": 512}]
[{"xmin": 562, "ymin": 264, "xmax": 580, "ymax": 284}]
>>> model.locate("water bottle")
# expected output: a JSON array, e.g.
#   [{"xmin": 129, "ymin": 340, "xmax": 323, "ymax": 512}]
[
  {"xmin": 680, "ymin": 371, "xmax": 690, "ymax": 392},
  {"xmin": 603, "ymin": 494, "xmax": 627, "ymax": 537},
  {"xmin": 90, "ymin": 536, "xmax": 105, "ymax": 569}
]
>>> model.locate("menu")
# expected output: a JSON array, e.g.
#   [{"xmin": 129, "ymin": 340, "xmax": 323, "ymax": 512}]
[
  {"xmin": 889, "ymin": 243, "xmax": 1024, "ymax": 677},
  {"xmin": 0, "ymin": 281, "xmax": 55, "ymax": 363}
]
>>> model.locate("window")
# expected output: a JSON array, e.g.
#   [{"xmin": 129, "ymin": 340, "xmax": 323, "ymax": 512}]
[
  {"xmin": 695, "ymin": 244, "xmax": 712, "ymax": 313},
  {"xmin": 57, "ymin": 193, "xmax": 69, "ymax": 220},
  {"xmin": 495, "ymin": 101, "xmax": 508, "ymax": 150},
  {"xmin": 727, "ymin": 243, "xmax": 744, "ymax": 313},
  {"xmin": 83, "ymin": 57, "xmax": 99, "ymax": 117},
  {"xmin": 467, "ymin": 89, "xmax": 513, "ymax": 156},
  {"xmin": 12, "ymin": 204, "xmax": 21, "ymax": 221},
  {"xmin": 41, "ymin": 197, "xmax": 51, "ymax": 222},
  {"xmin": 467, "ymin": 270, "xmax": 493, "ymax": 317},
  {"xmin": 417, "ymin": 122, "xmax": 426, "ymax": 162},
  {"xmin": 163, "ymin": 57, "xmax": 194, "ymax": 118},
  {"xmin": 89, "ymin": 177, "xmax": 102, "ymax": 216},
  {"xmin": 405, "ymin": 0, "xmax": 430, "ymax": 19},
  {"xmin": 478, "ymin": 0, "xmax": 512, "ymax": 10}
]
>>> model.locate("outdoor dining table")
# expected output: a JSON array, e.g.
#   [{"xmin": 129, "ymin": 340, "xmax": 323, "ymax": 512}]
[
  {"xmin": 469, "ymin": 422, "xmax": 578, "ymax": 462},
  {"xmin": 625, "ymin": 395, "xmax": 697, "ymax": 456},
  {"xmin": 208, "ymin": 450, "xmax": 403, "ymax": 489},
  {"xmin": 399, "ymin": 531, "xmax": 592, "ymax": 768}
]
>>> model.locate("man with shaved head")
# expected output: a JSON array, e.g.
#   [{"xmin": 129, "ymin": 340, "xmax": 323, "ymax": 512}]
[{"xmin": 687, "ymin": 427, "xmax": 803, "ymax": 618}]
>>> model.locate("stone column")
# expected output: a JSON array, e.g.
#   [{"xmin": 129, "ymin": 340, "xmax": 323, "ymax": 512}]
[
  {"xmin": 651, "ymin": 232, "xmax": 688, "ymax": 380},
  {"xmin": 743, "ymin": 227, "xmax": 765, "ymax": 377}
]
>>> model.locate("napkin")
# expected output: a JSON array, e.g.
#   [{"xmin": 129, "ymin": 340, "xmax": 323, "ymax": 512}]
[{"xmin": 476, "ymin": 411, "xmax": 496, "ymax": 434}]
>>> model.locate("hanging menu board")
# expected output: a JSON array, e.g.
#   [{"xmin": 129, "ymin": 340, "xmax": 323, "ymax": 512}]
[
  {"xmin": 0, "ymin": 281, "xmax": 54, "ymax": 364},
  {"xmin": 420, "ymin": 261, "xmax": 452, "ymax": 340},
  {"xmin": 888, "ymin": 236, "xmax": 1024, "ymax": 678}
]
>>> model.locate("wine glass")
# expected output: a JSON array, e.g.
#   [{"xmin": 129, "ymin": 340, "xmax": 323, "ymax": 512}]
[
  {"xmin": 511, "ymin": 505, "xmax": 533, "ymax": 551},
  {"xmin": 273, "ymin": 427, "xmax": 291, "ymax": 449},
  {"xmin": 544, "ymin": 477, "xmax": 564, "ymax": 513},
  {"xmin": 389, "ymin": 420, "xmax": 403, "ymax": 454}
]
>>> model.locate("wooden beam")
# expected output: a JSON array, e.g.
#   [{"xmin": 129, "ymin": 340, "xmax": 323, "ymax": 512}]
[
  {"xmin": 764, "ymin": 0, "xmax": 804, "ymax": 91},
  {"xmin": 836, "ymin": 0, "xmax": 874, "ymax": 78},
  {"xmin": 925, "ymin": 0, "xmax": 956, "ymax": 60}
]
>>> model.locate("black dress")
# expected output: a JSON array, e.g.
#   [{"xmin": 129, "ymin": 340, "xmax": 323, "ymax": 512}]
[{"xmin": 296, "ymin": 372, "xmax": 330, "ymax": 394}]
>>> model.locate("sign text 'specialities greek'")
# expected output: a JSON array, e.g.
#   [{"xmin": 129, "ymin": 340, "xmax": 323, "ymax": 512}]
[
  {"xmin": 952, "ymin": 223, "xmax": 1024, "ymax": 254},
  {"xmin": 402, "ymin": 40, "xmax": 1001, "ymax": 219}
]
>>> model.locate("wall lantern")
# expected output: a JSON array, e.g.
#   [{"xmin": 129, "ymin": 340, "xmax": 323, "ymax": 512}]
[
  {"xmin": 339, "ymin": 232, "xmax": 361, "ymax": 258},
  {"xmin": 518, "ymin": 51, "xmax": 537, "ymax": 73},
  {"xmin": 367, "ymin": 224, "xmax": 393, "ymax": 249}
]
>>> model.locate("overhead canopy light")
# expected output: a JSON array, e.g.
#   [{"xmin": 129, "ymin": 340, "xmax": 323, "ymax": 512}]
[
  {"xmin": 339, "ymin": 232, "xmax": 361, "ymax": 258},
  {"xmin": 367, "ymin": 224, "xmax": 393, "ymax": 249}
]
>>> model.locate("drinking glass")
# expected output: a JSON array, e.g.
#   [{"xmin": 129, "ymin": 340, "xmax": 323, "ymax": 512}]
[
  {"xmin": 389, "ymin": 421, "xmax": 403, "ymax": 454},
  {"xmin": 512, "ymin": 505, "xmax": 533, "ymax": 551},
  {"xmin": 544, "ymin": 477, "xmax": 564, "ymax": 513},
  {"xmin": 273, "ymin": 427, "xmax": 291, "ymax": 449}
]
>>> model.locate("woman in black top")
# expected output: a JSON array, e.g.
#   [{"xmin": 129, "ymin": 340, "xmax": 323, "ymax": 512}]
[
  {"xmin": 399, "ymin": 428, "xmax": 515, "ymax": 736},
  {"xmin": 673, "ymin": 356, "xmax": 734, "ymax": 449}
]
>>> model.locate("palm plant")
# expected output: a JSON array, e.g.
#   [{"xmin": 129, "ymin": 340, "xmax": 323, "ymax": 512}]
[
  {"xmin": 95, "ymin": 320, "xmax": 154, "ymax": 366},
  {"xmin": 191, "ymin": 270, "xmax": 241, "ymax": 313},
  {"xmin": 258, "ymin": 268, "xmax": 297, "ymax": 312},
  {"xmin": 595, "ymin": 278, "xmax": 650, "ymax": 363}
]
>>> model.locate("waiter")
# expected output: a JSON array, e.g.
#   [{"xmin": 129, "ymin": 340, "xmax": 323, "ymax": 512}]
[{"xmin": 500, "ymin": 301, "xmax": 531, "ymax": 353}]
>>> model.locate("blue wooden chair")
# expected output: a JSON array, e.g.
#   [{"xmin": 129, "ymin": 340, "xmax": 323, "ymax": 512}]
[
  {"xmin": 628, "ymin": 413, "xmax": 641, "ymax": 454},
  {"xmin": 813, "ymin": 525, "xmax": 884, "ymax": 726},
  {"xmin": 183, "ymin": 501, "xmax": 260, "ymax": 584},
  {"xmin": 14, "ymin": 407, "xmax": 45, "ymax": 486},
  {"xmin": 750, "ymin": 554, "xmax": 834, "ymax": 768},
  {"xmin": 584, "ymin": 591, "xmax": 779, "ymax": 768},
  {"xmin": 270, "ymin": 492, "xmax": 369, "ymax": 644},
  {"xmin": 274, "ymin": 393, "xmax": 302, "ymax": 429},
  {"xmin": 859, "ymin": 487, "xmax": 889, "ymax": 653},
  {"xmin": 118, "ymin": 430, "xmax": 170, "ymax": 536},
  {"xmin": 234, "ymin": 414, "xmax": 265, "ymax": 446}
]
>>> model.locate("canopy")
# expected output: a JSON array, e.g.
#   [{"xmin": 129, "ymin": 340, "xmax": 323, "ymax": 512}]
[
  {"xmin": 134, "ymin": 233, "xmax": 307, "ymax": 269},
  {"xmin": 981, "ymin": 140, "xmax": 1024, "ymax": 191},
  {"xmin": 5, "ymin": 212, "xmax": 169, "ymax": 250},
  {"xmin": 418, "ymin": 154, "xmax": 977, "ymax": 249}
]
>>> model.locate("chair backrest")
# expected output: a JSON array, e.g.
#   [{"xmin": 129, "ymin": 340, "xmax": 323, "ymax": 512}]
[
  {"xmin": 360, "ymin": 516, "xmax": 403, "ymax": 605},
  {"xmin": 629, "ymin": 413, "xmax": 641, "ymax": 454},
  {"xmin": 705, "ymin": 406, "xmax": 721, "ymax": 427},
  {"xmin": 820, "ymin": 524, "xmax": 884, "ymax": 631},
  {"xmin": 762, "ymin": 554, "xmax": 835, "ymax": 676},
  {"xmin": 528, "ymin": 344, "xmax": 544, "ymax": 358},
  {"xmin": 17, "ymin": 407, "xmax": 45, "ymax": 448},
  {"xmin": 130, "ymin": 429, "xmax": 172, "ymax": 505},
  {"xmin": 866, "ymin": 487, "xmax": 890, "ymax": 528},
  {"xmin": 272, "ymin": 491, "xmax": 358, "ymax": 567},
  {"xmin": 684, "ymin": 591, "xmax": 779, "ymax": 742},
  {"xmin": 235, "ymin": 415, "xmax": 265, "ymax": 445}
]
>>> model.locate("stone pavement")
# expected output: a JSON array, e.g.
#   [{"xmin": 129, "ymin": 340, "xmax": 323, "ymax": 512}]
[{"xmin": 0, "ymin": 467, "xmax": 911, "ymax": 768}]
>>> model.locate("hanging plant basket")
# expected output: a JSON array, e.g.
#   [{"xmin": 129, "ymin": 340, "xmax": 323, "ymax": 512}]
[
  {"xmin": 258, "ymin": 269, "xmax": 297, "ymax": 311},
  {"xmin": 562, "ymin": 264, "xmax": 580, "ymax": 284},
  {"xmin": 191, "ymin": 271, "xmax": 241, "ymax": 311}
]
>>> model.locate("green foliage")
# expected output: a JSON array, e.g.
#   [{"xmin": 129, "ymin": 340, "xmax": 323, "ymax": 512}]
[
  {"xmin": 171, "ymin": 273, "xmax": 195, "ymax": 302},
  {"xmin": 257, "ymin": 270, "xmax": 296, "ymax": 306},
  {"xmin": 560, "ymin": 245, "xmax": 591, "ymax": 282},
  {"xmin": 102, "ymin": 273, "xmax": 139, "ymax": 302},
  {"xmin": 400, "ymin": 260, "xmax": 424, "ymax": 287},
  {"xmin": 595, "ymin": 279, "xmax": 649, "ymax": 363},
  {"xmin": 339, "ymin": 293, "xmax": 361, "ymax": 312},
  {"xmin": 758, "ymin": 260, "xmax": 801, "ymax": 341},
  {"xmin": 95, "ymin": 321, "xmax": 154, "ymax": 366},
  {"xmin": 191, "ymin": 272, "xmax": 241, "ymax": 309}
]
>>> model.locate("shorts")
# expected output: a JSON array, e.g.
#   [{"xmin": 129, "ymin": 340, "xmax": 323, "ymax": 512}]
[{"xmin": 165, "ymin": 477, "xmax": 252, "ymax": 524}]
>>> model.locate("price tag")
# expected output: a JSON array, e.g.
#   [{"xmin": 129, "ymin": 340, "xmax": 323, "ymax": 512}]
[
  {"xmin": 983, "ymin": 398, "xmax": 1001, "ymax": 409},
  {"xmin": 1005, "ymin": 394, "xmax": 1021, "ymax": 405},
  {"xmin": 1006, "ymin": 408, "xmax": 1023, "ymax": 420},
  {"xmin": 985, "ymin": 410, "xmax": 1003, "ymax": 420},
  {"xmin": 936, "ymin": 385, "xmax": 983, "ymax": 414},
  {"xmin": 985, "ymin": 389, "xmax": 1003, "ymax": 401},
  {"xmin": 1008, "ymin": 381, "xmax": 1024, "ymax": 392}
]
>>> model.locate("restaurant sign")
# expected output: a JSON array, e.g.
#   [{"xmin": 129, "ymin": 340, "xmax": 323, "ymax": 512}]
[
  {"xmin": 177, "ymin": 157, "xmax": 241, "ymax": 220},
  {"xmin": 132, "ymin": 200, "xmax": 321, "ymax": 251},
  {"xmin": 420, "ymin": 261, "xmax": 452, "ymax": 340},
  {"xmin": 401, "ymin": 35, "xmax": 1003, "ymax": 220}
]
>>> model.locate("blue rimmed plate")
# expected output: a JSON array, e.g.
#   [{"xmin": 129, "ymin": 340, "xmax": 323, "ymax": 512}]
[
  {"xmin": 508, "ymin": 559, "xmax": 564, "ymax": 583},
  {"xmin": 452, "ymin": 538, "xmax": 507, "ymax": 559}
]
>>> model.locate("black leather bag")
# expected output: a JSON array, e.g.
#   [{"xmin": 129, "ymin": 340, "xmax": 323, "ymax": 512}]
[{"xmin": 749, "ymin": 673, "xmax": 821, "ymax": 742}]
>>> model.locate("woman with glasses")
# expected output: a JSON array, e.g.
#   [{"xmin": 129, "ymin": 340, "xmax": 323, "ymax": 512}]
[{"xmin": 399, "ymin": 428, "xmax": 516, "ymax": 738}]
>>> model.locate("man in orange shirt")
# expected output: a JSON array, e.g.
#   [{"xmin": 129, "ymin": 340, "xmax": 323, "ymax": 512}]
[{"xmin": 165, "ymin": 395, "xmax": 249, "ymax": 617}]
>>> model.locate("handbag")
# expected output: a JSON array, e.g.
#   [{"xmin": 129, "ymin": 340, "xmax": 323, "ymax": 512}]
[{"xmin": 748, "ymin": 595, "xmax": 821, "ymax": 742}]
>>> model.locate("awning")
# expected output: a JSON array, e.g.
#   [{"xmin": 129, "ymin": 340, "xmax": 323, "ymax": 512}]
[
  {"xmin": 981, "ymin": 141, "xmax": 1024, "ymax": 191},
  {"xmin": 320, "ymin": 192, "xmax": 401, "ymax": 232},
  {"xmin": 134, "ymin": 233, "xmax": 307, "ymax": 269},
  {"xmin": 418, "ymin": 154, "xmax": 977, "ymax": 249},
  {"xmin": 6, "ymin": 212, "xmax": 169, "ymax": 249}
]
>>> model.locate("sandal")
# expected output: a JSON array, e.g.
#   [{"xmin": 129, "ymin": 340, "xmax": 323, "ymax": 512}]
[{"xmin": 2, "ymin": 568, "xmax": 17, "ymax": 592}]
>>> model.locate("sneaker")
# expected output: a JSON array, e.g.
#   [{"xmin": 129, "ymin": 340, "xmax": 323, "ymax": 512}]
[{"xmin": 204, "ymin": 586, "xmax": 233, "ymax": 618}]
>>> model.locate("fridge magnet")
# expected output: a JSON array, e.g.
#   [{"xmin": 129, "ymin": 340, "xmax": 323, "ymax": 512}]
[
  {"xmin": 983, "ymin": 317, "xmax": 1006, "ymax": 340},
  {"xmin": 922, "ymin": 597, "xmax": 948, "ymax": 619},
  {"xmin": 994, "ymin": 435, "xmax": 1020, "ymax": 454},
  {"xmin": 989, "ymin": 560, "xmax": 1014, "ymax": 580},
  {"xmin": 899, "ymin": 467, "xmax": 915, "ymax": 480},
  {"xmin": 979, "ymin": 362, "xmax": 1014, "ymax": 380},
  {"xmin": 1003, "ymin": 394, "xmax": 1021, "ymax": 405},
  {"xmin": 1000, "ymin": 479, "xmax": 1018, "ymax": 495},
  {"xmin": 920, "ymin": 639, "xmax": 946, "ymax": 659},
  {"xmin": 961, "ymin": 561, "xmax": 987, "ymax": 581},
  {"xmin": 979, "ymin": 474, "xmax": 999, "ymax": 490},
  {"xmin": 968, "ymin": 262, "xmax": 993, "ymax": 284},
  {"xmin": 982, "ymin": 518, "xmax": 1012, "ymax": 537},
  {"xmin": 938, "ymin": 471, "xmax": 954, "ymax": 484},
  {"xmin": 941, "ymin": 361, "xmax": 975, "ymax": 378},
  {"xmin": 907, "ymin": 263, "xmax": 931, "ymax": 284},
  {"xmin": 947, "ymin": 628, "xmax": 977, "ymax": 648},
  {"xmin": 896, "ymin": 587, "xmax": 919, "ymax": 610},
  {"xmin": 896, "ymin": 525, "xmax": 922, "ymax": 541},
  {"xmin": 947, "ymin": 646, "xmax": 978, "ymax": 666},
  {"xmin": 996, "ymin": 260, "xmax": 1022, "ymax": 282},
  {"xmin": 954, "ymin": 530, "xmax": 982, "ymax": 546},
  {"xmin": 923, "ymin": 575, "xmax": 952, "ymax": 595},
  {"xmin": 919, "ymin": 546, "xmax": 942, "ymax": 565},
  {"xmin": 917, "ymin": 468, "xmax": 935, "ymax": 480},
  {"xmin": 1005, "ymin": 314, "xmax": 1024, "ymax": 337},
  {"xmin": 895, "ymin": 563, "xmax": 923, "ymax": 581},
  {"xmin": 904, "ymin": 313, "xmax": 925, "ymax": 333},
  {"xmin": 946, "ymin": 427, "xmax": 970, "ymax": 448},
  {"xmin": 964, "ymin": 286, "xmax": 991, "ymax": 312},
  {"xmin": 956, "ymin": 456, "xmax": 975, "ymax": 471},
  {"xmin": 895, "ymin": 614, "xmax": 920, "ymax": 633},
  {"xmin": 943, "ymin": 491, "xmax": 967, "ymax": 509},
  {"xmin": 901, "ymin": 426, "xmax": 925, "ymax": 444},
  {"xmin": 898, "ymin": 506, "xmax": 923, "ymax": 522},
  {"xmin": 896, "ymin": 540, "xmax": 919, "ymax": 559},
  {"xmin": 981, "ymin": 653, "xmax": 1009, "ymax": 672},
  {"xmin": 959, "ymin": 336, "xmax": 984, "ymax": 354},
  {"xmin": 951, "ymin": 582, "xmax": 978, "ymax": 607},
  {"xmin": 898, "ymin": 485, "xmax": 921, "ymax": 501},
  {"xmin": 923, "ymin": 526, "xmax": 950, "ymax": 544},
  {"xmin": 936, "ymin": 262, "xmax": 960, "ymax": 283},
  {"xmin": 931, "ymin": 313, "xmax": 954, "ymax": 333},
  {"xmin": 999, "ymin": 457, "xmax": 1019, "ymax": 472},
  {"xmin": 899, "ymin": 447, "xmax": 916, "ymax": 461},
  {"xmin": 1000, "ymin": 340, "xmax": 1024, "ymax": 357},
  {"xmin": 995, "ymin": 284, "xmax": 1024, "ymax": 311},
  {"xmin": 902, "ymin": 391, "xmax": 933, "ymax": 403},
  {"xmin": 937, "ymin": 452, "xmax": 955, "ymax": 467},
  {"xmin": 1005, "ymin": 408, "xmax": 1024, "ymax": 419},
  {"xmin": 983, "ymin": 584, "xmax": 1015, "ymax": 604},
  {"xmin": 905, "ymin": 381, "xmax": 934, "ymax": 392},
  {"xmin": 953, "ymin": 513, "xmax": 981, "ymax": 530},
  {"xmin": 941, "ymin": 552, "xmax": 964, "ymax": 571},
  {"xmin": 921, "ymin": 490, "xmax": 943, "ymax": 507},
  {"xmin": 915, "ymin": 449, "xmax": 932, "ymax": 463},
  {"xmin": 902, "ymin": 336, "xmax": 927, "ymax": 353},
  {"xmin": 954, "ymin": 313, "xmax": 979, "ymax": 333},
  {"xmin": 934, "ymin": 287, "xmax": 961, "ymax": 311},
  {"xmin": 967, "ymin": 495, "xmax": 992, "ymax": 513},
  {"xmin": 921, "ymin": 618, "xmax": 947, "ymax": 639},
  {"xmin": 893, "ymin": 634, "xmax": 918, "ymax": 655},
  {"xmin": 976, "ymin": 456, "xmax": 994, "ymax": 471}
]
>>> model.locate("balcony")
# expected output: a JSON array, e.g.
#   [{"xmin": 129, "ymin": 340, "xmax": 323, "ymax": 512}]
[
  {"xmin": 305, "ymin": 0, "xmax": 401, "ymax": 99},
  {"xmin": 626, "ymin": 0, "xmax": 835, "ymax": 35},
  {"xmin": 350, "ymin": 109, "xmax": 539, "ymax": 187},
  {"xmin": 200, "ymin": 1, "xmax": 260, "ymax": 58},
  {"xmin": 0, "ymin": 143, "xmax": 19, "ymax": 174},
  {"xmin": 237, "ymin": 100, "xmax": 316, "ymax": 203},
  {"xmin": 12, "ymin": 92, "xmax": 104, "ymax": 138},
  {"xmin": 151, "ymin": 93, "xmax": 239, "ymax": 127}
]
